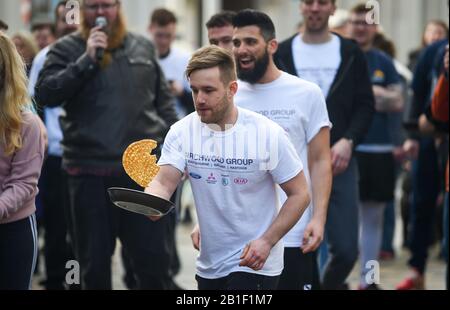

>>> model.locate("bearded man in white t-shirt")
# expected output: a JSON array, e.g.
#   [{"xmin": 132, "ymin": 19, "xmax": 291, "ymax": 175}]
[
  {"xmin": 146, "ymin": 45, "xmax": 311, "ymax": 290},
  {"xmin": 231, "ymin": 9, "xmax": 332, "ymax": 291}
]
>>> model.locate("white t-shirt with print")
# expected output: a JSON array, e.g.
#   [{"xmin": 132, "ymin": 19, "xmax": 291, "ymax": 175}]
[
  {"xmin": 293, "ymin": 34, "xmax": 341, "ymax": 98},
  {"xmin": 236, "ymin": 72, "xmax": 331, "ymax": 247},
  {"xmin": 158, "ymin": 107, "xmax": 304, "ymax": 279},
  {"xmin": 158, "ymin": 47, "xmax": 191, "ymax": 118}
]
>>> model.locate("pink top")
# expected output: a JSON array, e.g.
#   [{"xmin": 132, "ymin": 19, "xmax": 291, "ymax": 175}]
[{"xmin": 0, "ymin": 111, "xmax": 45, "ymax": 224}]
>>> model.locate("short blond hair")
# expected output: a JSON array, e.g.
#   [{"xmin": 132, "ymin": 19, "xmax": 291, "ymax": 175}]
[{"xmin": 186, "ymin": 45, "xmax": 237, "ymax": 86}]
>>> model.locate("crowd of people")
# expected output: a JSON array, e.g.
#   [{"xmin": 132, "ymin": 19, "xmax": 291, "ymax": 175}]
[{"xmin": 0, "ymin": 0, "xmax": 448, "ymax": 290}]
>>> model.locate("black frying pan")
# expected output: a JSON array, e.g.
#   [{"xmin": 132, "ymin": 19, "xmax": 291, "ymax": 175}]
[{"xmin": 108, "ymin": 187, "xmax": 175, "ymax": 216}]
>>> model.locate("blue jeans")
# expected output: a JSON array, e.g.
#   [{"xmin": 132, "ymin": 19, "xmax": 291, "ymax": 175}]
[
  {"xmin": 322, "ymin": 158, "xmax": 359, "ymax": 289},
  {"xmin": 381, "ymin": 200, "xmax": 396, "ymax": 253},
  {"xmin": 318, "ymin": 236, "xmax": 329, "ymax": 275},
  {"xmin": 408, "ymin": 138, "xmax": 440, "ymax": 274}
]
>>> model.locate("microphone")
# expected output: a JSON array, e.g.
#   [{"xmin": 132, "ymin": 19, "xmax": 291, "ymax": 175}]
[{"xmin": 95, "ymin": 17, "xmax": 108, "ymax": 61}]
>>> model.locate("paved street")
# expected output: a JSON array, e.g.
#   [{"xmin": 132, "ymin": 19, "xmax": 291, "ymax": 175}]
[
  {"xmin": 32, "ymin": 211, "xmax": 447, "ymax": 290},
  {"xmin": 169, "ymin": 219, "xmax": 447, "ymax": 291}
]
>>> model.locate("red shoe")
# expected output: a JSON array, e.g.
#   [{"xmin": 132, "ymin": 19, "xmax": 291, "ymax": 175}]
[{"xmin": 396, "ymin": 273, "xmax": 425, "ymax": 290}]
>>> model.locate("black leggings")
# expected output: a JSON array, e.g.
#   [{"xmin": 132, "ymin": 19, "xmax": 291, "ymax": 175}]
[
  {"xmin": 196, "ymin": 272, "xmax": 279, "ymax": 290},
  {"xmin": 0, "ymin": 214, "xmax": 38, "ymax": 290}
]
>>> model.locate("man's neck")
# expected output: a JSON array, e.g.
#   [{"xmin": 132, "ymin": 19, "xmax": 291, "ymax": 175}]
[
  {"xmin": 213, "ymin": 104, "xmax": 238, "ymax": 131},
  {"xmin": 257, "ymin": 62, "xmax": 282, "ymax": 84},
  {"xmin": 301, "ymin": 28, "xmax": 333, "ymax": 44},
  {"xmin": 159, "ymin": 49, "xmax": 171, "ymax": 59}
]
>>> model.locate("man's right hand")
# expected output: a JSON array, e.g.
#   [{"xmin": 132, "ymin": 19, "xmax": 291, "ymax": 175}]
[
  {"xmin": 331, "ymin": 138, "xmax": 353, "ymax": 176},
  {"xmin": 87, "ymin": 26, "xmax": 108, "ymax": 61},
  {"xmin": 191, "ymin": 224, "xmax": 200, "ymax": 251}
]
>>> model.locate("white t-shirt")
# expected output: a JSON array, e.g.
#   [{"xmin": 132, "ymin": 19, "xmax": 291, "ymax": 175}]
[
  {"xmin": 158, "ymin": 47, "xmax": 191, "ymax": 118},
  {"xmin": 158, "ymin": 107, "xmax": 304, "ymax": 279},
  {"xmin": 292, "ymin": 34, "xmax": 341, "ymax": 98},
  {"xmin": 28, "ymin": 46, "xmax": 64, "ymax": 157},
  {"xmin": 236, "ymin": 72, "xmax": 331, "ymax": 247}
]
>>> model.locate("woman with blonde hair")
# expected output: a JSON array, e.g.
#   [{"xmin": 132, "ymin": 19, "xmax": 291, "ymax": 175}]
[{"xmin": 0, "ymin": 32, "xmax": 46, "ymax": 290}]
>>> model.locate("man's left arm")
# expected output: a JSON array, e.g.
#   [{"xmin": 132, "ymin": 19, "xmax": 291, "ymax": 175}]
[
  {"xmin": 239, "ymin": 171, "xmax": 311, "ymax": 271},
  {"xmin": 342, "ymin": 47, "xmax": 375, "ymax": 147},
  {"xmin": 303, "ymin": 127, "xmax": 332, "ymax": 253},
  {"xmin": 373, "ymin": 84, "xmax": 404, "ymax": 112},
  {"xmin": 332, "ymin": 48, "xmax": 374, "ymax": 175}
]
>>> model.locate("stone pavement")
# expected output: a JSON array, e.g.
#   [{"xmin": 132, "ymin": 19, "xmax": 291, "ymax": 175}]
[{"xmin": 32, "ymin": 214, "xmax": 446, "ymax": 290}]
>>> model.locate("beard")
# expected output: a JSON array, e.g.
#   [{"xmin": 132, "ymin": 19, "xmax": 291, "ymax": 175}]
[
  {"xmin": 197, "ymin": 94, "xmax": 231, "ymax": 126},
  {"xmin": 80, "ymin": 12, "xmax": 127, "ymax": 46},
  {"xmin": 80, "ymin": 11, "xmax": 127, "ymax": 67},
  {"xmin": 237, "ymin": 49, "xmax": 270, "ymax": 84}
]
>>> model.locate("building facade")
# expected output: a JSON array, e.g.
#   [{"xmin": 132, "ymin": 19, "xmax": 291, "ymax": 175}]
[{"xmin": 0, "ymin": 0, "xmax": 448, "ymax": 63}]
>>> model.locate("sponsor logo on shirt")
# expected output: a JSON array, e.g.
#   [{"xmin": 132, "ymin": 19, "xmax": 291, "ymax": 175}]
[
  {"xmin": 256, "ymin": 109, "xmax": 296, "ymax": 117},
  {"xmin": 186, "ymin": 153, "xmax": 254, "ymax": 166},
  {"xmin": 207, "ymin": 173, "xmax": 217, "ymax": 185},
  {"xmin": 189, "ymin": 172, "xmax": 202, "ymax": 180},
  {"xmin": 221, "ymin": 175, "xmax": 230, "ymax": 186},
  {"xmin": 234, "ymin": 177, "xmax": 248, "ymax": 185}
]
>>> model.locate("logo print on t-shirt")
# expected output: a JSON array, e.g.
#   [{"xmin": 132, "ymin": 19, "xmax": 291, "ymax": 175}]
[
  {"xmin": 189, "ymin": 172, "xmax": 202, "ymax": 180},
  {"xmin": 372, "ymin": 69, "xmax": 385, "ymax": 84},
  {"xmin": 222, "ymin": 176, "xmax": 230, "ymax": 186},
  {"xmin": 207, "ymin": 173, "xmax": 217, "ymax": 185},
  {"xmin": 234, "ymin": 177, "xmax": 248, "ymax": 185}
]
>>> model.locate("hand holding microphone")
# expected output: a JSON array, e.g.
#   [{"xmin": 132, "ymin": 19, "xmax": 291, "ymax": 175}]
[{"xmin": 87, "ymin": 17, "xmax": 108, "ymax": 62}]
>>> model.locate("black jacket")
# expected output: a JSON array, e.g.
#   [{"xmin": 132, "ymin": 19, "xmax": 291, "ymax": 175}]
[
  {"xmin": 275, "ymin": 34, "xmax": 374, "ymax": 147},
  {"xmin": 35, "ymin": 32, "xmax": 179, "ymax": 170}
]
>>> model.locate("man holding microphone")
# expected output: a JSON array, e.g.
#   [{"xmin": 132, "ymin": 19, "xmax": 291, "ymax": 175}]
[{"xmin": 35, "ymin": 0, "xmax": 179, "ymax": 290}]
